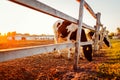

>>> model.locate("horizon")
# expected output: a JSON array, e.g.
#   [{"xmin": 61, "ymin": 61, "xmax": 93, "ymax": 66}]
[
  {"xmin": 0, "ymin": 30, "xmax": 53, "ymax": 35},
  {"xmin": 0, "ymin": 0, "xmax": 120, "ymax": 35}
]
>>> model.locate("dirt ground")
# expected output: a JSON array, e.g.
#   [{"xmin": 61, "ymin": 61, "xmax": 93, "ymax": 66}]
[
  {"xmin": 0, "ymin": 40, "xmax": 119, "ymax": 80},
  {"xmin": 0, "ymin": 50, "xmax": 115, "ymax": 80},
  {"xmin": 0, "ymin": 40, "xmax": 54, "ymax": 49}
]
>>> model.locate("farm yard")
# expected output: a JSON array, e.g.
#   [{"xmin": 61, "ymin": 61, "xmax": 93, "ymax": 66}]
[
  {"xmin": 0, "ymin": 0, "xmax": 120, "ymax": 79},
  {"xmin": 0, "ymin": 39, "xmax": 120, "ymax": 80}
]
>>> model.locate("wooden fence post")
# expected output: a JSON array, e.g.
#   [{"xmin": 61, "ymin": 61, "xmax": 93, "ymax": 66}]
[
  {"xmin": 73, "ymin": 0, "xmax": 84, "ymax": 71},
  {"xmin": 94, "ymin": 12, "xmax": 101, "ymax": 52}
]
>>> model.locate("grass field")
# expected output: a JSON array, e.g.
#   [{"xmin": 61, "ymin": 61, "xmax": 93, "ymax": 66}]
[
  {"xmin": 97, "ymin": 39, "xmax": 120, "ymax": 79},
  {"xmin": 0, "ymin": 39, "xmax": 120, "ymax": 79}
]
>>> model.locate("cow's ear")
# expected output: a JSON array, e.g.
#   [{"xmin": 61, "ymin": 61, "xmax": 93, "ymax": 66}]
[{"xmin": 76, "ymin": 0, "xmax": 80, "ymax": 2}]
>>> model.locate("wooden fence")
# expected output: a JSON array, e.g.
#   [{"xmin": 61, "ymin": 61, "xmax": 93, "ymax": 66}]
[{"xmin": 1, "ymin": 0, "xmax": 105, "ymax": 70}]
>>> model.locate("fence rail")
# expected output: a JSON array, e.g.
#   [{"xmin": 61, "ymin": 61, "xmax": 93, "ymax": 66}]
[
  {"xmin": 9, "ymin": 0, "xmax": 95, "ymax": 31},
  {"xmin": 77, "ymin": 0, "xmax": 96, "ymax": 19},
  {"xmin": 0, "ymin": 41, "xmax": 93, "ymax": 62}
]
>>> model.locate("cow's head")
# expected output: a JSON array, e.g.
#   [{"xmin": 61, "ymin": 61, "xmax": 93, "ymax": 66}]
[{"xmin": 88, "ymin": 31, "xmax": 110, "ymax": 47}]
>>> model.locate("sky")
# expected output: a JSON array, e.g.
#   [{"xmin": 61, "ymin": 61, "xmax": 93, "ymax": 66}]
[{"xmin": 0, "ymin": 0, "xmax": 120, "ymax": 35}]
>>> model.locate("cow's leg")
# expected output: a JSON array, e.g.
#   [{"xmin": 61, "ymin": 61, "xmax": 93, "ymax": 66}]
[
  {"xmin": 67, "ymin": 40, "xmax": 71, "ymax": 59},
  {"xmin": 79, "ymin": 47, "xmax": 84, "ymax": 59},
  {"xmin": 66, "ymin": 32, "xmax": 72, "ymax": 59},
  {"xmin": 55, "ymin": 38, "xmax": 62, "ymax": 56},
  {"xmin": 66, "ymin": 24, "xmax": 77, "ymax": 59},
  {"xmin": 53, "ymin": 25, "xmax": 62, "ymax": 57},
  {"xmin": 67, "ymin": 48, "xmax": 71, "ymax": 59}
]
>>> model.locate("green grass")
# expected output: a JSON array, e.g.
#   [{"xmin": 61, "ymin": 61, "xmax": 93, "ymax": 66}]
[{"xmin": 97, "ymin": 39, "xmax": 120, "ymax": 79}]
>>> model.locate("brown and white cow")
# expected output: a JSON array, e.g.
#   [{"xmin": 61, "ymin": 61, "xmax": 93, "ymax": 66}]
[
  {"xmin": 53, "ymin": 20, "xmax": 110, "ymax": 62},
  {"xmin": 53, "ymin": 20, "xmax": 93, "ymax": 61}
]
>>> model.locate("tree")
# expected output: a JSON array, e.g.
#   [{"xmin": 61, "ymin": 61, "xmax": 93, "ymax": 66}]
[
  {"xmin": 7, "ymin": 32, "xmax": 11, "ymax": 36},
  {"xmin": 24, "ymin": 33, "xmax": 30, "ymax": 36},
  {"xmin": 116, "ymin": 27, "xmax": 120, "ymax": 35},
  {"xmin": 108, "ymin": 32, "xmax": 114, "ymax": 39},
  {"xmin": 7, "ymin": 31, "xmax": 16, "ymax": 37},
  {"xmin": 11, "ymin": 31, "xmax": 16, "ymax": 36}
]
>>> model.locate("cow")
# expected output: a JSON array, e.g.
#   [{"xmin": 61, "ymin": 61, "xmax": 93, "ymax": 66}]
[
  {"xmin": 53, "ymin": 20, "xmax": 93, "ymax": 61},
  {"xmin": 52, "ymin": 20, "xmax": 110, "ymax": 62}
]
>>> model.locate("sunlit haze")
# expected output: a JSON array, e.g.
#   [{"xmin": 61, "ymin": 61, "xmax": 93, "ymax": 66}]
[{"xmin": 0, "ymin": 0, "xmax": 120, "ymax": 35}]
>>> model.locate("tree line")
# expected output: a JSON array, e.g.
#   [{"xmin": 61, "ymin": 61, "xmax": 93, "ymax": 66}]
[{"xmin": 109, "ymin": 27, "xmax": 120, "ymax": 39}]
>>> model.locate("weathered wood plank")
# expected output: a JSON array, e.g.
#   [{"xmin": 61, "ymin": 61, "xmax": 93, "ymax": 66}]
[
  {"xmin": 74, "ymin": 0, "xmax": 84, "ymax": 71},
  {"xmin": 76, "ymin": 0, "xmax": 96, "ymax": 19},
  {"xmin": 9, "ymin": 0, "xmax": 77, "ymax": 24},
  {"xmin": 80, "ymin": 41, "xmax": 93, "ymax": 45},
  {"xmin": 94, "ymin": 13, "xmax": 101, "ymax": 51},
  {"xmin": 84, "ymin": 1, "xmax": 96, "ymax": 19},
  {"xmin": 82, "ymin": 23, "xmax": 95, "ymax": 31},
  {"xmin": 0, "ymin": 41, "xmax": 93, "ymax": 62},
  {"xmin": 99, "ymin": 27, "xmax": 106, "ymax": 49},
  {"xmin": 9, "ymin": 0, "xmax": 95, "ymax": 31},
  {"xmin": 0, "ymin": 42, "xmax": 74, "ymax": 62}
]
